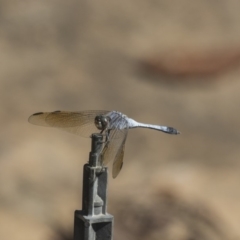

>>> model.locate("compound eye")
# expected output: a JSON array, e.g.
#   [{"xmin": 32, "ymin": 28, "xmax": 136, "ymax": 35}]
[
  {"xmin": 94, "ymin": 116, "xmax": 102, "ymax": 130},
  {"xmin": 101, "ymin": 116, "xmax": 110, "ymax": 129},
  {"xmin": 103, "ymin": 117, "xmax": 108, "ymax": 124}
]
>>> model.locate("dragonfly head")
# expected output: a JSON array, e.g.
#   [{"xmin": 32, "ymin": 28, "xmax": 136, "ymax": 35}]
[{"xmin": 94, "ymin": 115, "xmax": 110, "ymax": 131}]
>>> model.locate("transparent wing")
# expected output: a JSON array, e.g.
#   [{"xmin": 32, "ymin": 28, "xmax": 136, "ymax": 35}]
[
  {"xmin": 101, "ymin": 114, "xmax": 129, "ymax": 178},
  {"xmin": 102, "ymin": 129, "xmax": 128, "ymax": 178},
  {"xmin": 112, "ymin": 130, "xmax": 128, "ymax": 178},
  {"xmin": 28, "ymin": 110, "xmax": 110, "ymax": 138}
]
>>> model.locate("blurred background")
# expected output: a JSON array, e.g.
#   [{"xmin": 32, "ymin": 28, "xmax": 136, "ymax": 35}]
[{"xmin": 1, "ymin": 1, "xmax": 240, "ymax": 239}]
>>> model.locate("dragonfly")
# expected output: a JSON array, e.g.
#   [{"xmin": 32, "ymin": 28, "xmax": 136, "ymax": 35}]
[{"xmin": 28, "ymin": 110, "xmax": 180, "ymax": 178}]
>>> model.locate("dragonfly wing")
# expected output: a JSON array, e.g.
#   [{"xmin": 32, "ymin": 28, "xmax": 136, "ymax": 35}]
[
  {"xmin": 101, "ymin": 113, "xmax": 129, "ymax": 178},
  {"xmin": 28, "ymin": 110, "xmax": 110, "ymax": 137},
  {"xmin": 101, "ymin": 113, "xmax": 128, "ymax": 165},
  {"xmin": 112, "ymin": 131, "xmax": 128, "ymax": 178},
  {"xmin": 101, "ymin": 128, "xmax": 124, "ymax": 162}
]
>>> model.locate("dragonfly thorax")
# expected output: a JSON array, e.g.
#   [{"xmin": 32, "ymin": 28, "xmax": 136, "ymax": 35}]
[{"xmin": 94, "ymin": 115, "xmax": 110, "ymax": 131}]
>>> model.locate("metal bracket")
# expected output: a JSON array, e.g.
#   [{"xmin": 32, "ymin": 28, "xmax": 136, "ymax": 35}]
[{"xmin": 74, "ymin": 133, "xmax": 114, "ymax": 240}]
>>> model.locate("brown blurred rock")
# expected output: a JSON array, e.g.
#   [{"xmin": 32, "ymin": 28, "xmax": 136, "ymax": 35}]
[{"xmin": 141, "ymin": 48, "xmax": 240, "ymax": 77}]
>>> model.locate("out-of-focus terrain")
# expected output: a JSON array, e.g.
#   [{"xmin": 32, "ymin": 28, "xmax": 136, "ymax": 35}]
[{"xmin": 1, "ymin": 1, "xmax": 240, "ymax": 240}]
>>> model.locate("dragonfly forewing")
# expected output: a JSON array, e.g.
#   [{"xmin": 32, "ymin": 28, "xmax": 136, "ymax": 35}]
[{"xmin": 28, "ymin": 110, "xmax": 110, "ymax": 138}]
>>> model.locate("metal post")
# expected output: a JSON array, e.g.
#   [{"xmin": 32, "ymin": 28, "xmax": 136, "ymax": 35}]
[{"xmin": 74, "ymin": 133, "xmax": 114, "ymax": 240}]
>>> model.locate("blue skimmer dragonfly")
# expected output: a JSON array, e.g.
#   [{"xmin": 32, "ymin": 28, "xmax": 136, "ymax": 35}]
[{"xmin": 28, "ymin": 110, "xmax": 180, "ymax": 178}]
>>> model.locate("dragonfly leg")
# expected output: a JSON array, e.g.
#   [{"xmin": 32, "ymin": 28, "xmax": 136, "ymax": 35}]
[
  {"xmin": 100, "ymin": 129, "xmax": 111, "ymax": 144},
  {"xmin": 102, "ymin": 129, "xmax": 111, "ymax": 151},
  {"xmin": 99, "ymin": 129, "xmax": 111, "ymax": 168},
  {"xmin": 105, "ymin": 129, "xmax": 111, "ymax": 143}
]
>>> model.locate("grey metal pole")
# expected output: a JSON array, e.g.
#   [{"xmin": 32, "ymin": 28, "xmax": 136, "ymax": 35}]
[{"xmin": 74, "ymin": 133, "xmax": 114, "ymax": 240}]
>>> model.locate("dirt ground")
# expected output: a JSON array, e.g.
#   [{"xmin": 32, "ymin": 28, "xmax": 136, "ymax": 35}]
[{"xmin": 1, "ymin": 1, "xmax": 240, "ymax": 240}]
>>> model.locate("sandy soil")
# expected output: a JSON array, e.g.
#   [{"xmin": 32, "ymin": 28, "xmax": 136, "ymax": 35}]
[{"xmin": 1, "ymin": 1, "xmax": 240, "ymax": 239}]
